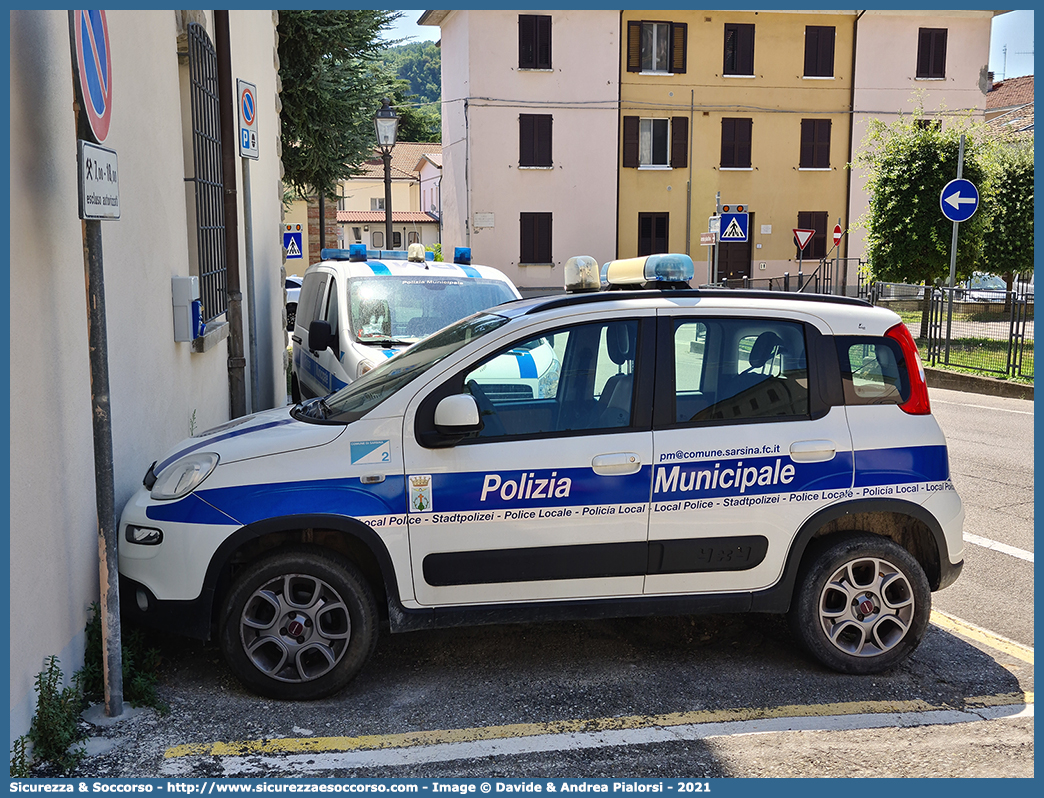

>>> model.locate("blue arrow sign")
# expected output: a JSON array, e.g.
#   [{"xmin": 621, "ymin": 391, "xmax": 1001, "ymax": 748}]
[{"xmin": 940, "ymin": 178, "xmax": 979, "ymax": 223}]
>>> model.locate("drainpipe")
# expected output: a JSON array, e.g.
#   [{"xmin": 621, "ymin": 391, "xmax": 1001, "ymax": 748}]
[
  {"xmin": 845, "ymin": 11, "xmax": 866, "ymax": 274},
  {"xmin": 686, "ymin": 89, "xmax": 694, "ymax": 256},
  {"xmin": 216, "ymin": 11, "xmax": 247, "ymax": 418}
]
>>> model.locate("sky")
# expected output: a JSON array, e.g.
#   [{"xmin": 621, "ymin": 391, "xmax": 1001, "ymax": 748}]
[{"xmin": 387, "ymin": 9, "xmax": 1035, "ymax": 81}]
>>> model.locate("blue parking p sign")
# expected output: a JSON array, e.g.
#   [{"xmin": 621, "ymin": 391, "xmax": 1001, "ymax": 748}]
[{"xmin": 284, "ymin": 231, "xmax": 303, "ymax": 259}]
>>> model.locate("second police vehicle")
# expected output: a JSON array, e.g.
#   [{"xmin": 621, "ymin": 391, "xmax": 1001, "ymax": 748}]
[
  {"xmin": 120, "ymin": 252, "xmax": 964, "ymax": 699},
  {"xmin": 290, "ymin": 243, "xmax": 558, "ymax": 403}
]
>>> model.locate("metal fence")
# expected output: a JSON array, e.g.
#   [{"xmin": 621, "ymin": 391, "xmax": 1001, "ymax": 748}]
[
  {"xmin": 871, "ymin": 281, "xmax": 1034, "ymax": 380},
  {"xmin": 711, "ymin": 258, "xmax": 869, "ymax": 297}
]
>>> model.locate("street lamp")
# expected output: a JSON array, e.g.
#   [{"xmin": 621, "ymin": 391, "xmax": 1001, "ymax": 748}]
[{"xmin": 374, "ymin": 98, "xmax": 399, "ymax": 249}]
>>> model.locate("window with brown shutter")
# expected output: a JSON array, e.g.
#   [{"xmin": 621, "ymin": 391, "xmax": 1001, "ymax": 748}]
[
  {"xmin": 671, "ymin": 116, "xmax": 688, "ymax": 169},
  {"xmin": 622, "ymin": 116, "xmax": 640, "ymax": 168},
  {"xmin": 916, "ymin": 28, "xmax": 946, "ymax": 79},
  {"xmin": 720, "ymin": 118, "xmax": 752, "ymax": 168},
  {"xmin": 519, "ymin": 14, "xmax": 552, "ymax": 70},
  {"xmin": 799, "ymin": 119, "xmax": 831, "ymax": 168},
  {"xmin": 520, "ymin": 212, "xmax": 553, "ymax": 264},
  {"xmin": 803, "ymin": 26, "xmax": 835, "ymax": 77},
  {"xmin": 671, "ymin": 22, "xmax": 687, "ymax": 74},
  {"xmin": 626, "ymin": 20, "xmax": 686, "ymax": 74},
  {"xmin": 638, "ymin": 213, "xmax": 669, "ymax": 256},
  {"xmin": 724, "ymin": 23, "xmax": 755, "ymax": 75},
  {"xmin": 519, "ymin": 114, "xmax": 552, "ymax": 167}
]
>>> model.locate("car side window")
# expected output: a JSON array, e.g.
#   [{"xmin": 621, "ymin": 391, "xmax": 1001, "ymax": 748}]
[
  {"xmin": 836, "ymin": 337, "xmax": 909, "ymax": 405},
  {"xmin": 296, "ymin": 273, "xmax": 327, "ymax": 332},
  {"xmin": 673, "ymin": 318, "xmax": 809, "ymax": 423},
  {"xmin": 322, "ymin": 277, "xmax": 339, "ymax": 335},
  {"xmin": 462, "ymin": 319, "xmax": 639, "ymax": 439}
]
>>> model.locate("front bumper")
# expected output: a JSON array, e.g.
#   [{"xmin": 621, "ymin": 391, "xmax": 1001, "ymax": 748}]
[{"xmin": 119, "ymin": 575, "xmax": 215, "ymax": 641}]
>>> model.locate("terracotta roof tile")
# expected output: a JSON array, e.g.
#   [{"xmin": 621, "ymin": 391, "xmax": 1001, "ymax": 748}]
[
  {"xmin": 987, "ymin": 74, "xmax": 1035, "ymax": 111},
  {"xmin": 988, "ymin": 101, "xmax": 1035, "ymax": 138},
  {"xmin": 350, "ymin": 142, "xmax": 443, "ymax": 181},
  {"xmin": 336, "ymin": 210, "xmax": 440, "ymax": 223}
]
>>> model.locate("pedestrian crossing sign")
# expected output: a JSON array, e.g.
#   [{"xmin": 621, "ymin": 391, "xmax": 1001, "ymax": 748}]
[
  {"xmin": 720, "ymin": 212, "xmax": 749, "ymax": 242},
  {"xmin": 283, "ymin": 230, "xmax": 303, "ymax": 259}
]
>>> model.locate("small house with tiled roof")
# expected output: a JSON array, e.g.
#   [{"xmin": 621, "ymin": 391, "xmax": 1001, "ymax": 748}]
[
  {"xmin": 337, "ymin": 142, "xmax": 444, "ymax": 251},
  {"xmin": 985, "ymin": 74, "xmax": 1033, "ymax": 142}
]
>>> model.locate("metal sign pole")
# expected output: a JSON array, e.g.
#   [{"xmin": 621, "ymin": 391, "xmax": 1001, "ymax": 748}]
[
  {"xmin": 713, "ymin": 192, "xmax": 721, "ymax": 283},
  {"xmin": 69, "ymin": 9, "xmax": 123, "ymax": 717},
  {"xmin": 944, "ymin": 135, "xmax": 966, "ymax": 364}
]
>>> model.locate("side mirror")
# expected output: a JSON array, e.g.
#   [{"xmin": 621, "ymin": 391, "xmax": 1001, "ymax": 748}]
[
  {"xmin": 434, "ymin": 394, "xmax": 481, "ymax": 433},
  {"xmin": 308, "ymin": 320, "xmax": 334, "ymax": 353}
]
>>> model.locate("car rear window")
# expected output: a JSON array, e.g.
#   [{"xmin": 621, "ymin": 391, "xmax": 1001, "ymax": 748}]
[{"xmin": 835, "ymin": 337, "xmax": 910, "ymax": 405}]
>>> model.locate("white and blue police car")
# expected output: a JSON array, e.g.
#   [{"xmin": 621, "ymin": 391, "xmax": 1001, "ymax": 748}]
[
  {"xmin": 120, "ymin": 252, "xmax": 964, "ymax": 699},
  {"xmin": 291, "ymin": 243, "xmax": 560, "ymax": 403}
]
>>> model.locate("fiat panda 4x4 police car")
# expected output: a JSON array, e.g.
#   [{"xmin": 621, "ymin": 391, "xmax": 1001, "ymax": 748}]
[{"xmin": 120, "ymin": 252, "xmax": 963, "ymax": 700}]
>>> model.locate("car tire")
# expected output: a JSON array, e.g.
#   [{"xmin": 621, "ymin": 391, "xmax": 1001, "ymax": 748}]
[
  {"xmin": 788, "ymin": 533, "xmax": 930, "ymax": 674},
  {"xmin": 218, "ymin": 547, "xmax": 378, "ymax": 700},
  {"xmin": 286, "ymin": 303, "xmax": 297, "ymax": 333},
  {"xmin": 291, "ymin": 373, "xmax": 301, "ymax": 405}
]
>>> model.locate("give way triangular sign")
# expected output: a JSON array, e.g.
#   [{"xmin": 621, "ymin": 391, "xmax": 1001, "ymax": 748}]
[{"xmin": 793, "ymin": 228, "xmax": 816, "ymax": 250}]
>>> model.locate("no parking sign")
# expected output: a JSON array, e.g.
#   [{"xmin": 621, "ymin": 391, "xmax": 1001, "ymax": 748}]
[
  {"xmin": 73, "ymin": 10, "xmax": 113, "ymax": 143},
  {"xmin": 238, "ymin": 79, "xmax": 259, "ymax": 160}
]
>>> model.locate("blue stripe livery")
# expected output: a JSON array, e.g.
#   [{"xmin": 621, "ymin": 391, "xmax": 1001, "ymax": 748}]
[
  {"xmin": 145, "ymin": 446, "xmax": 948, "ymax": 527},
  {"xmin": 156, "ymin": 419, "xmax": 295, "ymax": 474},
  {"xmin": 147, "ymin": 476, "xmax": 408, "ymax": 526},
  {"xmin": 853, "ymin": 445, "xmax": 949, "ymax": 486},
  {"xmin": 512, "ymin": 350, "xmax": 538, "ymax": 379}
]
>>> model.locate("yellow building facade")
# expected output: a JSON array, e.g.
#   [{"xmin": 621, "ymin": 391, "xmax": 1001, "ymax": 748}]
[{"xmin": 619, "ymin": 10, "xmax": 855, "ymax": 286}]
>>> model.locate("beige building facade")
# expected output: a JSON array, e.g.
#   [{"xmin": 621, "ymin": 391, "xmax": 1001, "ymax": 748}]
[
  {"xmin": 847, "ymin": 10, "xmax": 997, "ymax": 264},
  {"xmin": 420, "ymin": 9, "xmax": 621, "ymax": 290},
  {"xmin": 9, "ymin": 10, "xmax": 285, "ymax": 740}
]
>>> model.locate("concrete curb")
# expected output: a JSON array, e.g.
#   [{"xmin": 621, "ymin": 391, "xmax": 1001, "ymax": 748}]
[{"xmin": 925, "ymin": 367, "xmax": 1034, "ymax": 401}]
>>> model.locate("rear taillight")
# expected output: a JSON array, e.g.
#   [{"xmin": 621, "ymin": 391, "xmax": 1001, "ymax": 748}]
[{"xmin": 886, "ymin": 322, "xmax": 931, "ymax": 415}]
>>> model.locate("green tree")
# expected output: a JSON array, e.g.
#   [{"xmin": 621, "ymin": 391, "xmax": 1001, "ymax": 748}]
[
  {"xmin": 278, "ymin": 9, "xmax": 401, "ymax": 200},
  {"xmin": 854, "ymin": 104, "xmax": 994, "ymax": 290},
  {"xmin": 984, "ymin": 137, "xmax": 1034, "ymax": 284},
  {"xmin": 381, "ymin": 40, "xmax": 441, "ymax": 106},
  {"xmin": 378, "ymin": 41, "xmax": 441, "ymax": 142}
]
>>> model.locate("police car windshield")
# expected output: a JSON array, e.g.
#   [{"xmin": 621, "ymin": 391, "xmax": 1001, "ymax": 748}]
[
  {"xmin": 349, "ymin": 276, "xmax": 517, "ymax": 343},
  {"xmin": 315, "ymin": 312, "xmax": 511, "ymax": 423}
]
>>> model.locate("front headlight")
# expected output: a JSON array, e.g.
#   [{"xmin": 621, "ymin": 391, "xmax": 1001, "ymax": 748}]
[
  {"xmin": 149, "ymin": 452, "xmax": 219, "ymax": 500},
  {"xmin": 357, "ymin": 359, "xmax": 379, "ymax": 379}
]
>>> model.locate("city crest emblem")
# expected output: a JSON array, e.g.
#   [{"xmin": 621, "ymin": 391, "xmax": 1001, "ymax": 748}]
[{"xmin": 410, "ymin": 475, "xmax": 432, "ymax": 512}]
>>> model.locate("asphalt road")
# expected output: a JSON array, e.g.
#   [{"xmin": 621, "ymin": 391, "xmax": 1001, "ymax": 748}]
[
  {"xmin": 32, "ymin": 385, "xmax": 1033, "ymax": 782},
  {"xmin": 927, "ymin": 386, "xmax": 1035, "ymax": 646}
]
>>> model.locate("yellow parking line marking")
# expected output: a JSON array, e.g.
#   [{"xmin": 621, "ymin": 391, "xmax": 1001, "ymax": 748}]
[
  {"xmin": 164, "ymin": 692, "xmax": 1033, "ymax": 759},
  {"xmin": 931, "ymin": 609, "xmax": 1034, "ymax": 664}
]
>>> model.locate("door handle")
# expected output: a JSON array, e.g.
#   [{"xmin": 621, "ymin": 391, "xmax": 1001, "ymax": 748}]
[
  {"xmin": 789, "ymin": 440, "xmax": 836, "ymax": 462},
  {"xmin": 592, "ymin": 452, "xmax": 642, "ymax": 475}
]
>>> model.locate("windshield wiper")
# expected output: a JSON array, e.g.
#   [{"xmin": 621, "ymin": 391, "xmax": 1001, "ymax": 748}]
[{"xmin": 363, "ymin": 337, "xmax": 415, "ymax": 347}]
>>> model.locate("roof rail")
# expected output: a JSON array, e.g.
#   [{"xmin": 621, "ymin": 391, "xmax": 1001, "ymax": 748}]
[{"xmin": 525, "ymin": 287, "xmax": 870, "ymax": 315}]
